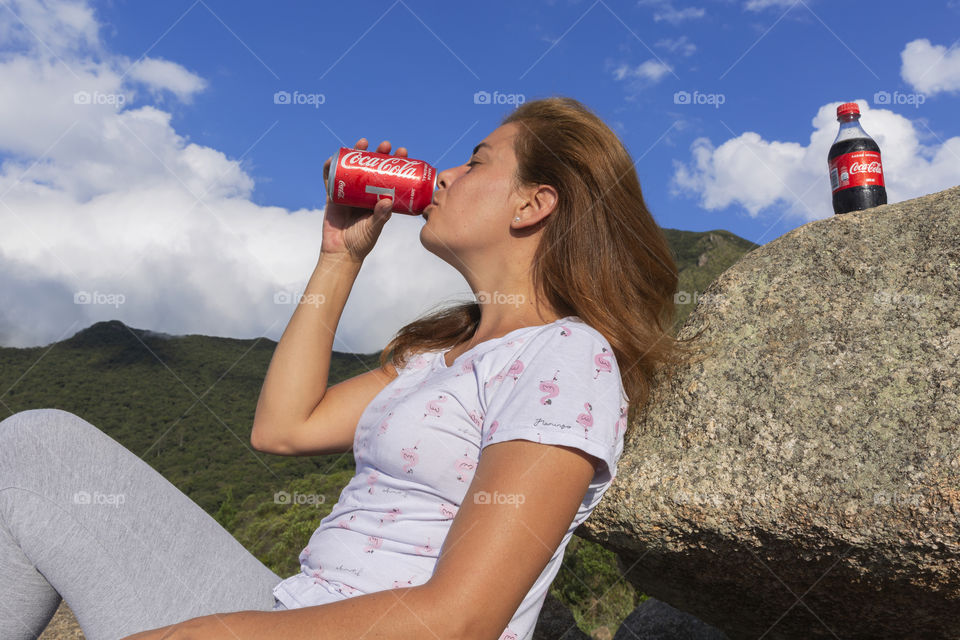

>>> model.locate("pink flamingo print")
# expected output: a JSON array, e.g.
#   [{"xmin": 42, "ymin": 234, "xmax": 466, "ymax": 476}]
[
  {"xmin": 415, "ymin": 538, "xmax": 434, "ymax": 556},
  {"xmin": 615, "ymin": 405, "xmax": 627, "ymax": 439},
  {"xmin": 558, "ymin": 325, "xmax": 572, "ymax": 337},
  {"xmin": 367, "ymin": 470, "xmax": 380, "ymax": 494},
  {"xmin": 594, "ymin": 347, "xmax": 612, "ymax": 379},
  {"xmin": 410, "ymin": 354, "xmax": 430, "ymax": 370},
  {"xmin": 310, "ymin": 566, "xmax": 324, "ymax": 584},
  {"xmin": 334, "ymin": 582, "xmax": 358, "ymax": 596},
  {"xmin": 498, "ymin": 629, "xmax": 518, "ymax": 640},
  {"xmin": 439, "ymin": 503, "xmax": 459, "ymax": 519},
  {"xmin": 355, "ymin": 436, "xmax": 369, "ymax": 466},
  {"xmin": 505, "ymin": 338, "xmax": 525, "ymax": 347},
  {"xmin": 456, "ymin": 356, "xmax": 476, "ymax": 376},
  {"xmin": 423, "ymin": 394, "xmax": 448, "ymax": 418},
  {"xmin": 468, "ymin": 409, "xmax": 483, "ymax": 430},
  {"xmin": 378, "ymin": 507, "xmax": 401, "ymax": 527},
  {"xmin": 300, "ymin": 546, "xmax": 311, "ymax": 559},
  {"xmin": 483, "ymin": 358, "xmax": 524, "ymax": 391},
  {"xmin": 377, "ymin": 411, "xmax": 394, "ymax": 436},
  {"xmin": 392, "ymin": 576, "xmax": 416, "ymax": 588},
  {"xmin": 401, "ymin": 441, "xmax": 421, "ymax": 473},
  {"xmin": 336, "ymin": 514, "xmax": 357, "ymax": 529},
  {"xmin": 484, "ymin": 370, "xmax": 506, "ymax": 391},
  {"xmin": 576, "ymin": 402, "xmax": 594, "ymax": 438},
  {"xmin": 485, "ymin": 420, "xmax": 499, "ymax": 442},
  {"xmin": 363, "ymin": 535, "xmax": 383, "ymax": 553},
  {"xmin": 539, "ymin": 369, "xmax": 560, "ymax": 405},
  {"xmin": 455, "ymin": 450, "xmax": 478, "ymax": 482}
]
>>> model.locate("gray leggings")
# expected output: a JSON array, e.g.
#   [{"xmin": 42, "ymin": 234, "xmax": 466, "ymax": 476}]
[{"xmin": 0, "ymin": 408, "xmax": 289, "ymax": 640}]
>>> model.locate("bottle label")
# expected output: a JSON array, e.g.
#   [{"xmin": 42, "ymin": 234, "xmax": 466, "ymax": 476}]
[{"xmin": 829, "ymin": 150, "xmax": 885, "ymax": 193}]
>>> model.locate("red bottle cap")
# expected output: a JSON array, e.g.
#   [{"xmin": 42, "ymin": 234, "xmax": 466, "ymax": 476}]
[{"xmin": 836, "ymin": 102, "xmax": 860, "ymax": 117}]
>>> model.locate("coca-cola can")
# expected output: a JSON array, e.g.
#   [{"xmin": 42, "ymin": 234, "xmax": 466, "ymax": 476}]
[{"xmin": 326, "ymin": 147, "xmax": 437, "ymax": 215}]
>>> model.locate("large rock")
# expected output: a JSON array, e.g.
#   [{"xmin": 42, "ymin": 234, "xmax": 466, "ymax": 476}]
[
  {"xmin": 613, "ymin": 598, "xmax": 729, "ymax": 640},
  {"xmin": 578, "ymin": 185, "xmax": 960, "ymax": 639}
]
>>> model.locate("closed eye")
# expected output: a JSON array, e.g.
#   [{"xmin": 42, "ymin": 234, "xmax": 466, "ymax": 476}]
[{"xmin": 466, "ymin": 161, "xmax": 479, "ymax": 169}]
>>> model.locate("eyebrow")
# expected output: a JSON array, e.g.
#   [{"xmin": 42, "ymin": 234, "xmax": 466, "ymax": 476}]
[{"xmin": 472, "ymin": 142, "xmax": 492, "ymax": 156}]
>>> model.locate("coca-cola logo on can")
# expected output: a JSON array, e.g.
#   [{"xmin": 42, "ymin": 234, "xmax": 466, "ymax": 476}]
[{"xmin": 340, "ymin": 151, "xmax": 422, "ymax": 180}]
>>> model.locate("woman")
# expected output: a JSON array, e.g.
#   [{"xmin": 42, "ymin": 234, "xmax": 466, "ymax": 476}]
[{"xmin": 0, "ymin": 96, "xmax": 687, "ymax": 640}]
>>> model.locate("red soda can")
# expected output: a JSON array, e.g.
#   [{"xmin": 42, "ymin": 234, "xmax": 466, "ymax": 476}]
[{"xmin": 326, "ymin": 147, "xmax": 437, "ymax": 215}]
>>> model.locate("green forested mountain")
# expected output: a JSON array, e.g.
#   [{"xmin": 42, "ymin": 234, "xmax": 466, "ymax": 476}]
[
  {"xmin": 662, "ymin": 227, "xmax": 761, "ymax": 330},
  {"xmin": 0, "ymin": 227, "xmax": 757, "ymax": 636}
]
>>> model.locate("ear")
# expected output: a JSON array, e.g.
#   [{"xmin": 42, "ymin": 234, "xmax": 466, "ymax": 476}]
[{"xmin": 515, "ymin": 184, "xmax": 558, "ymax": 227}]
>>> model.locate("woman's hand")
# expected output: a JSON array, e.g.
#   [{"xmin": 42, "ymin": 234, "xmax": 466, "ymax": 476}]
[{"xmin": 321, "ymin": 138, "xmax": 407, "ymax": 263}]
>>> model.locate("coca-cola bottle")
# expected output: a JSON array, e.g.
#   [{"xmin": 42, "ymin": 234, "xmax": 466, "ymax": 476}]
[{"xmin": 828, "ymin": 102, "xmax": 887, "ymax": 214}]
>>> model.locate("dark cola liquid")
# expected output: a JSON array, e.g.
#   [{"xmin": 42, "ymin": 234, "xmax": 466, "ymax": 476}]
[{"xmin": 829, "ymin": 137, "xmax": 887, "ymax": 214}]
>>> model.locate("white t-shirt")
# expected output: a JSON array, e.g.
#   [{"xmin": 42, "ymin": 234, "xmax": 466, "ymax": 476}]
[{"xmin": 272, "ymin": 315, "xmax": 628, "ymax": 639}]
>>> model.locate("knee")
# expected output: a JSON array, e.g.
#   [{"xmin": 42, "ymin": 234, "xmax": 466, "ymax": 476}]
[{"xmin": 0, "ymin": 408, "xmax": 89, "ymax": 448}]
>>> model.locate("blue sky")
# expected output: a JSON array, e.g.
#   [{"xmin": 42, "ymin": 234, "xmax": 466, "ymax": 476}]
[
  {"xmin": 94, "ymin": 0, "xmax": 960, "ymax": 242},
  {"xmin": 1, "ymin": 0, "xmax": 959, "ymax": 349}
]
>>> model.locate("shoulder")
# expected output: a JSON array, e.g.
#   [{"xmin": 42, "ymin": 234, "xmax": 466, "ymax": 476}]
[
  {"xmin": 479, "ymin": 317, "xmax": 623, "ymax": 394},
  {"xmin": 508, "ymin": 318, "xmax": 614, "ymax": 366}
]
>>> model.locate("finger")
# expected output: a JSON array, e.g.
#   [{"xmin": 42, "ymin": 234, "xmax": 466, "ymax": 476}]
[
  {"xmin": 374, "ymin": 196, "xmax": 393, "ymax": 217},
  {"xmin": 355, "ymin": 138, "xmax": 368, "ymax": 150},
  {"xmin": 395, "ymin": 147, "xmax": 407, "ymax": 157},
  {"xmin": 378, "ymin": 140, "xmax": 391, "ymax": 154}
]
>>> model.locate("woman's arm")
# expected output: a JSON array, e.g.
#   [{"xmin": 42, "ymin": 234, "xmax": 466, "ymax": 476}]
[
  {"xmin": 120, "ymin": 583, "xmax": 463, "ymax": 640},
  {"xmin": 251, "ymin": 251, "xmax": 362, "ymax": 452}
]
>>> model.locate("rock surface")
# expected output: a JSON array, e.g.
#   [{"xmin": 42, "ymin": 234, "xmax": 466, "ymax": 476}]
[
  {"xmin": 612, "ymin": 598, "xmax": 730, "ymax": 640},
  {"xmin": 532, "ymin": 593, "xmax": 594, "ymax": 639},
  {"xmin": 579, "ymin": 186, "xmax": 960, "ymax": 639},
  {"xmin": 39, "ymin": 602, "xmax": 83, "ymax": 639}
]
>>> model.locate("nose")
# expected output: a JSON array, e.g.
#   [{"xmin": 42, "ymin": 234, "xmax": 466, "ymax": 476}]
[{"xmin": 436, "ymin": 164, "xmax": 466, "ymax": 192}]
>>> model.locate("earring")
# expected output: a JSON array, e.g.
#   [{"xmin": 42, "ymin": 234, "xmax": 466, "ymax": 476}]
[{"xmin": 513, "ymin": 216, "xmax": 520, "ymax": 222}]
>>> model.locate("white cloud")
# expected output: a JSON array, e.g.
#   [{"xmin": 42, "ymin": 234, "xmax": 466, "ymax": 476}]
[
  {"xmin": 744, "ymin": 0, "xmax": 798, "ymax": 10},
  {"xmin": 654, "ymin": 6, "xmax": 705, "ymax": 23},
  {"xmin": 1, "ymin": 0, "xmax": 100, "ymax": 53},
  {"xmin": 672, "ymin": 100, "xmax": 960, "ymax": 221},
  {"xmin": 901, "ymin": 38, "xmax": 960, "ymax": 96},
  {"xmin": 126, "ymin": 57, "xmax": 208, "ymax": 103},
  {"xmin": 0, "ymin": 0, "xmax": 469, "ymax": 350},
  {"xmin": 613, "ymin": 59, "xmax": 674, "ymax": 83},
  {"xmin": 656, "ymin": 36, "xmax": 697, "ymax": 57},
  {"xmin": 637, "ymin": 0, "xmax": 705, "ymax": 24}
]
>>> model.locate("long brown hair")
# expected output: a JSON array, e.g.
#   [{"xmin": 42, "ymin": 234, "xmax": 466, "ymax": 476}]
[{"xmin": 379, "ymin": 95, "xmax": 698, "ymax": 438}]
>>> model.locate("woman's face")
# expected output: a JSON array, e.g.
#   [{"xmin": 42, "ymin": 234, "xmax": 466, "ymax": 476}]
[{"xmin": 419, "ymin": 122, "xmax": 523, "ymax": 266}]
